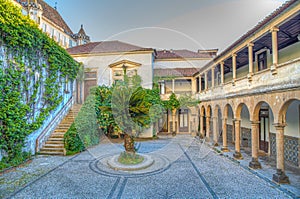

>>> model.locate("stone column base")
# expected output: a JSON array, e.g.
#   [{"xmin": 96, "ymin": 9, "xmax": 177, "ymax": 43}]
[
  {"xmin": 221, "ymin": 147, "xmax": 230, "ymax": 152},
  {"xmin": 233, "ymin": 151, "xmax": 243, "ymax": 159},
  {"xmin": 249, "ymin": 158, "xmax": 261, "ymax": 169},
  {"xmin": 273, "ymin": 169, "xmax": 290, "ymax": 184},
  {"xmin": 213, "ymin": 142, "xmax": 219, "ymax": 147}
]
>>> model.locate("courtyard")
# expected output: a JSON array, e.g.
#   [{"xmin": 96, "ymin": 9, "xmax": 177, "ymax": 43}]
[{"xmin": 1, "ymin": 135, "xmax": 299, "ymax": 199}]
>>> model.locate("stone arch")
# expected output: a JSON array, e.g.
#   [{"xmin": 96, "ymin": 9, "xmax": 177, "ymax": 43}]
[
  {"xmin": 252, "ymin": 101, "xmax": 275, "ymax": 154},
  {"xmin": 223, "ymin": 103, "xmax": 234, "ymax": 119},
  {"xmin": 223, "ymin": 103, "xmax": 235, "ymax": 144},
  {"xmin": 235, "ymin": 103, "xmax": 251, "ymax": 149},
  {"xmin": 200, "ymin": 105, "xmax": 206, "ymax": 116},
  {"xmin": 235, "ymin": 102, "xmax": 251, "ymax": 120},
  {"xmin": 199, "ymin": 105, "xmax": 206, "ymax": 138},
  {"xmin": 213, "ymin": 104, "xmax": 222, "ymax": 145},
  {"xmin": 277, "ymin": 98, "xmax": 300, "ymax": 167},
  {"xmin": 253, "ymin": 101, "xmax": 275, "ymax": 123},
  {"xmin": 206, "ymin": 104, "xmax": 213, "ymax": 140},
  {"xmin": 207, "ymin": 104, "xmax": 212, "ymax": 117},
  {"xmin": 278, "ymin": 98, "xmax": 300, "ymax": 124}
]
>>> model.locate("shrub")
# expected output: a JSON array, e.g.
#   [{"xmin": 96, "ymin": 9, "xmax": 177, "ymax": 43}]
[
  {"xmin": 75, "ymin": 94, "xmax": 100, "ymax": 148},
  {"xmin": 64, "ymin": 123, "xmax": 84, "ymax": 155},
  {"xmin": 64, "ymin": 94, "xmax": 101, "ymax": 155},
  {"xmin": 0, "ymin": 151, "xmax": 31, "ymax": 171}
]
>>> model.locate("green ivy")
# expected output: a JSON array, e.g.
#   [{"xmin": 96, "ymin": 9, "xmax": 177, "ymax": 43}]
[{"xmin": 0, "ymin": 0, "xmax": 79, "ymax": 166}]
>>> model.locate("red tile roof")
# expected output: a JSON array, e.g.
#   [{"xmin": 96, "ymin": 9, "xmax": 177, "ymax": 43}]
[
  {"xmin": 67, "ymin": 40, "xmax": 153, "ymax": 55},
  {"xmin": 154, "ymin": 68, "xmax": 199, "ymax": 77},
  {"xmin": 156, "ymin": 49, "xmax": 215, "ymax": 59},
  {"xmin": 17, "ymin": 0, "xmax": 73, "ymax": 35}
]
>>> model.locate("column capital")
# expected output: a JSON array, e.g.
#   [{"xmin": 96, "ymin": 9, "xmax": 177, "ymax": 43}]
[
  {"xmin": 211, "ymin": 66, "xmax": 215, "ymax": 70},
  {"xmin": 270, "ymin": 27, "xmax": 279, "ymax": 32},
  {"xmin": 251, "ymin": 121, "xmax": 260, "ymax": 125},
  {"xmin": 220, "ymin": 61, "xmax": 224, "ymax": 65},
  {"xmin": 233, "ymin": 119, "xmax": 241, "ymax": 123},
  {"xmin": 232, "ymin": 53, "xmax": 237, "ymax": 57},
  {"xmin": 247, "ymin": 42, "xmax": 254, "ymax": 47},
  {"xmin": 273, "ymin": 123, "xmax": 286, "ymax": 129}
]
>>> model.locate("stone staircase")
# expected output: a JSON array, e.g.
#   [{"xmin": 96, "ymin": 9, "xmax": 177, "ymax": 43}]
[{"xmin": 39, "ymin": 104, "xmax": 81, "ymax": 155}]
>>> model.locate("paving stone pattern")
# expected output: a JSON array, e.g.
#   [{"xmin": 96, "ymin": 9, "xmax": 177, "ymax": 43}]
[{"xmin": 0, "ymin": 135, "xmax": 299, "ymax": 199}]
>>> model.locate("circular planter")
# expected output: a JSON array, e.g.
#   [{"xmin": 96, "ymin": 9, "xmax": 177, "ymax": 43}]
[{"xmin": 107, "ymin": 153, "xmax": 154, "ymax": 171}]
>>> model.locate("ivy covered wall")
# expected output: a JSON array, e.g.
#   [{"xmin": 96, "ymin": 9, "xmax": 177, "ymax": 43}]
[{"xmin": 0, "ymin": 0, "xmax": 79, "ymax": 162}]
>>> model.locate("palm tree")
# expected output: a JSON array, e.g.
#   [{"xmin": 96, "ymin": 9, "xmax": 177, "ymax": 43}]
[{"xmin": 111, "ymin": 82, "xmax": 152, "ymax": 153}]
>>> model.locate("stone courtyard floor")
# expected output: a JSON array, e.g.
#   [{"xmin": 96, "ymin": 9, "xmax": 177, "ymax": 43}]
[{"xmin": 1, "ymin": 135, "xmax": 299, "ymax": 199}]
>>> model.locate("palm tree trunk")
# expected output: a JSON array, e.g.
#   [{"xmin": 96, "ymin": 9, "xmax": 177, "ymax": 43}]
[{"xmin": 124, "ymin": 133, "xmax": 135, "ymax": 153}]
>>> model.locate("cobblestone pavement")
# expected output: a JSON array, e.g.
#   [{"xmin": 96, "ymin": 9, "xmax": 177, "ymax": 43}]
[{"xmin": 1, "ymin": 135, "xmax": 299, "ymax": 199}]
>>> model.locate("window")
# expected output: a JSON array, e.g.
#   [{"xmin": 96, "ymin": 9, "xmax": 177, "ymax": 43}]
[
  {"xmin": 112, "ymin": 68, "xmax": 137, "ymax": 83},
  {"xmin": 257, "ymin": 51, "xmax": 267, "ymax": 71},
  {"xmin": 201, "ymin": 77, "xmax": 205, "ymax": 91},
  {"xmin": 42, "ymin": 23, "xmax": 47, "ymax": 32},
  {"xmin": 159, "ymin": 80, "xmax": 165, "ymax": 94},
  {"xmin": 63, "ymin": 36, "xmax": 67, "ymax": 47}
]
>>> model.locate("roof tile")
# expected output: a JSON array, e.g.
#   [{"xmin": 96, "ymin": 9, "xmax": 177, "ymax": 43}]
[{"xmin": 67, "ymin": 40, "xmax": 153, "ymax": 54}]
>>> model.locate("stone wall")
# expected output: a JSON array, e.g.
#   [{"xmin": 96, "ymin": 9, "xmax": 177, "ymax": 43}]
[
  {"xmin": 241, "ymin": 127, "xmax": 251, "ymax": 148},
  {"xmin": 270, "ymin": 132, "xmax": 299, "ymax": 167},
  {"xmin": 227, "ymin": 125, "xmax": 234, "ymax": 144}
]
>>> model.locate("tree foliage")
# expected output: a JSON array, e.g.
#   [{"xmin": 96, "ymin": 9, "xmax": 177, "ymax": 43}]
[{"xmin": 95, "ymin": 75, "xmax": 164, "ymax": 152}]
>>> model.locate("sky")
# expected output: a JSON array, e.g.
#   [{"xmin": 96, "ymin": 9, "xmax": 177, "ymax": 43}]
[{"xmin": 44, "ymin": 0, "xmax": 286, "ymax": 52}]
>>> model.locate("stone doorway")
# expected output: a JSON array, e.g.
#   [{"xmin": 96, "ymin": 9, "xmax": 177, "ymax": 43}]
[
  {"xmin": 178, "ymin": 108, "xmax": 189, "ymax": 132},
  {"xmin": 259, "ymin": 108, "xmax": 269, "ymax": 153}
]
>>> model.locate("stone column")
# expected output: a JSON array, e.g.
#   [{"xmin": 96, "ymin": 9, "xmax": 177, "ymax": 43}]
[
  {"xmin": 200, "ymin": 113, "xmax": 204, "ymax": 138},
  {"xmin": 211, "ymin": 66, "xmax": 215, "ymax": 88},
  {"xmin": 232, "ymin": 53, "xmax": 237, "ymax": 85},
  {"xmin": 213, "ymin": 116, "xmax": 218, "ymax": 146},
  {"xmin": 272, "ymin": 124, "xmax": 290, "ymax": 184},
  {"xmin": 249, "ymin": 121, "xmax": 261, "ymax": 169},
  {"xmin": 220, "ymin": 61, "xmax": 224, "ymax": 85},
  {"xmin": 271, "ymin": 27, "xmax": 279, "ymax": 75},
  {"xmin": 206, "ymin": 116, "xmax": 210, "ymax": 141},
  {"xmin": 172, "ymin": 79, "xmax": 175, "ymax": 93},
  {"xmin": 204, "ymin": 72, "xmax": 208, "ymax": 91},
  {"xmin": 191, "ymin": 78, "xmax": 197, "ymax": 94},
  {"xmin": 247, "ymin": 42, "xmax": 254, "ymax": 81},
  {"xmin": 172, "ymin": 109, "xmax": 176, "ymax": 134},
  {"xmin": 233, "ymin": 119, "xmax": 243, "ymax": 159},
  {"xmin": 221, "ymin": 118, "xmax": 229, "ymax": 152}
]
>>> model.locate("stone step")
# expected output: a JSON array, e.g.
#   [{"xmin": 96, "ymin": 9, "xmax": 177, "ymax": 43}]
[
  {"xmin": 56, "ymin": 126, "xmax": 71, "ymax": 129},
  {"xmin": 50, "ymin": 134, "xmax": 65, "ymax": 138},
  {"xmin": 39, "ymin": 151, "xmax": 64, "ymax": 156},
  {"xmin": 55, "ymin": 129, "xmax": 68, "ymax": 133},
  {"xmin": 43, "ymin": 144, "xmax": 64, "ymax": 148},
  {"xmin": 61, "ymin": 120, "xmax": 74, "ymax": 124},
  {"xmin": 58, "ymin": 123, "xmax": 72, "ymax": 127},
  {"xmin": 39, "ymin": 105, "xmax": 82, "ymax": 156},
  {"xmin": 40, "ymin": 148, "xmax": 64, "ymax": 153},
  {"xmin": 47, "ymin": 137, "xmax": 64, "ymax": 141},
  {"xmin": 46, "ymin": 140, "xmax": 63, "ymax": 145}
]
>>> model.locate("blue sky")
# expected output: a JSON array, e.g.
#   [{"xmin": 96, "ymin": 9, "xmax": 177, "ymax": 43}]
[{"xmin": 44, "ymin": 0, "xmax": 286, "ymax": 51}]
